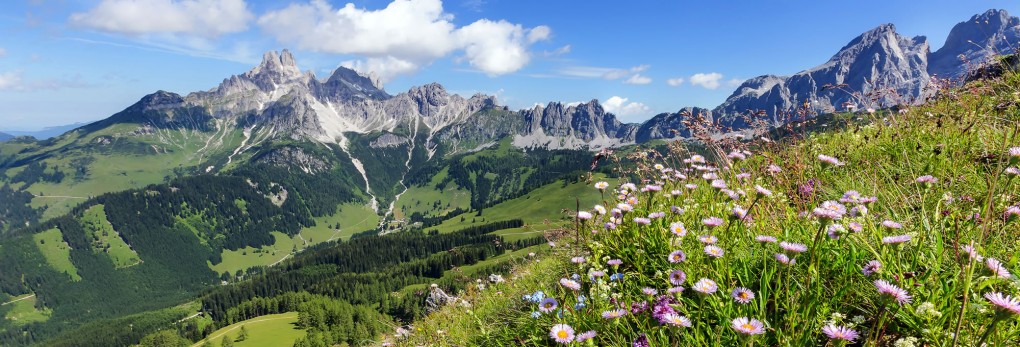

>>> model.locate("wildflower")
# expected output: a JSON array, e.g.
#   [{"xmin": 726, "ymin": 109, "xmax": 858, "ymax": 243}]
[
  {"xmin": 668, "ymin": 250, "xmax": 686, "ymax": 263},
  {"xmin": 670, "ymin": 205, "xmax": 684, "ymax": 214},
  {"xmin": 593, "ymin": 205, "xmax": 606, "ymax": 215},
  {"xmin": 732, "ymin": 206, "xmax": 748, "ymax": 220},
  {"xmin": 1007, "ymin": 167, "xmax": 1020, "ymax": 176},
  {"xmin": 571, "ymin": 256, "xmax": 586, "ymax": 264},
  {"xmin": 848, "ymin": 222, "xmax": 864, "ymax": 233},
  {"xmin": 575, "ymin": 210, "xmax": 593, "ymax": 221},
  {"xmin": 531, "ymin": 311, "xmax": 541, "ymax": 318},
  {"xmin": 731, "ymin": 317, "xmax": 766, "ymax": 335},
  {"xmin": 960, "ymin": 245, "xmax": 983, "ymax": 262},
  {"xmin": 648, "ymin": 211, "xmax": 665, "ymax": 219},
  {"xmin": 632, "ymin": 334, "xmax": 650, "ymax": 347},
  {"xmin": 767, "ymin": 164, "xmax": 782, "ymax": 173},
  {"xmin": 704, "ymin": 245, "xmax": 725, "ymax": 258},
  {"xmin": 813, "ymin": 201, "xmax": 847, "ymax": 220},
  {"xmin": 660, "ymin": 313, "xmax": 692, "ymax": 327},
  {"xmin": 732, "ymin": 287, "xmax": 754, "ymax": 304},
  {"xmin": 818, "ymin": 154, "xmax": 845, "ymax": 166},
  {"xmin": 821, "ymin": 324, "xmax": 859, "ymax": 342},
  {"xmin": 827, "ymin": 224, "xmax": 846, "ymax": 239},
  {"xmin": 539, "ymin": 298, "xmax": 558, "ymax": 313},
  {"xmin": 590, "ymin": 270, "xmax": 605, "ymax": 278},
  {"xmin": 631, "ymin": 301, "xmax": 649, "ymax": 313},
  {"xmin": 755, "ymin": 235, "xmax": 777, "ymax": 243},
  {"xmin": 621, "ymin": 183, "xmax": 637, "ymax": 192},
  {"xmin": 703, "ymin": 172, "xmax": 719, "ymax": 180},
  {"xmin": 915, "ymin": 302, "xmax": 942, "ymax": 319},
  {"xmin": 699, "ymin": 235, "xmax": 719, "ymax": 244},
  {"xmin": 633, "ymin": 217, "xmax": 651, "ymax": 225},
  {"xmin": 711, "ymin": 179, "xmax": 727, "ymax": 190},
  {"xmin": 549, "ymin": 324, "xmax": 575, "ymax": 344},
  {"xmin": 685, "ymin": 183, "xmax": 698, "ymax": 190},
  {"xmin": 669, "ymin": 269, "xmax": 687, "ymax": 285},
  {"xmin": 894, "ymin": 337, "xmax": 919, "ymax": 347},
  {"xmin": 524, "ymin": 291, "xmax": 545, "ymax": 303},
  {"xmin": 736, "ymin": 173, "xmax": 751, "ymax": 181},
  {"xmin": 915, "ymin": 175, "xmax": 937, "ymax": 184},
  {"xmin": 881, "ymin": 220, "xmax": 903, "ymax": 229},
  {"xmin": 1005, "ymin": 206, "xmax": 1020, "ymax": 221},
  {"xmin": 604, "ymin": 222, "xmax": 617, "ymax": 230},
  {"xmin": 559, "ymin": 278, "xmax": 581, "ymax": 291},
  {"xmin": 689, "ymin": 155, "xmax": 706, "ymax": 163},
  {"xmin": 703, "ymin": 217, "xmax": 724, "ymax": 228},
  {"xmin": 839, "ymin": 190, "xmax": 862, "ymax": 204},
  {"xmin": 575, "ymin": 331, "xmax": 597, "ymax": 343},
  {"xmin": 609, "ymin": 273, "xmax": 624, "ymax": 281},
  {"xmin": 643, "ymin": 184, "xmax": 662, "ymax": 192},
  {"xmin": 755, "ymin": 185, "xmax": 773, "ymax": 197},
  {"xmin": 667, "ymin": 286, "xmax": 685, "ymax": 294},
  {"xmin": 859, "ymin": 196, "xmax": 878, "ymax": 204},
  {"xmin": 775, "ymin": 253, "xmax": 796, "ymax": 265},
  {"xmin": 601, "ymin": 308, "xmax": 628, "ymax": 319},
  {"xmin": 728, "ymin": 151, "xmax": 747, "ymax": 161},
  {"xmin": 594, "ymin": 181, "xmax": 609, "ymax": 190},
  {"xmin": 669, "ymin": 222, "xmax": 687, "ymax": 237},
  {"xmin": 779, "ymin": 241, "xmax": 808, "ymax": 254},
  {"xmin": 874, "ymin": 280, "xmax": 912, "ymax": 305},
  {"xmin": 642, "ymin": 287, "xmax": 658, "ymax": 296},
  {"xmin": 1008, "ymin": 146, "xmax": 1020, "ymax": 159},
  {"xmin": 862, "ymin": 260, "xmax": 882, "ymax": 276},
  {"xmin": 693, "ymin": 278, "xmax": 717, "ymax": 294},
  {"xmin": 882, "ymin": 234, "xmax": 912, "ymax": 245},
  {"xmin": 617, "ymin": 203, "xmax": 633, "ymax": 212},
  {"xmin": 626, "ymin": 196, "xmax": 639, "ymax": 205},
  {"xmin": 608, "ymin": 259, "xmax": 623, "ymax": 266},
  {"xmin": 985, "ymin": 258, "xmax": 1012, "ymax": 278},
  {"xmin": 984, "ymin": 292, "xmax": 1020, "ymax": 315},
  {"xmin": 849, "ymin": 205, "xmax": 868, "ymax": 217},
  {"xmin": 488, "ymin": 274, "xmax": 505, "ymax": 283}
]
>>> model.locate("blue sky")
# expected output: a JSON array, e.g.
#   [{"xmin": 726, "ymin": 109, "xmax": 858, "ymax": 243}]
[{"xmin": 1, "ymin": 0, "xmax": 1019, "ymax": 130}]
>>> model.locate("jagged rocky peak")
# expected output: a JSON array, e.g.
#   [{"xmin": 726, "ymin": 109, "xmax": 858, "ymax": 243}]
[
  {"xmin": 136, "ymin": 90, "xmax": 184, "ymax": 111},
  {"xmin": 240, "ymin": 49, "xmax": 308, "ymax": 92},
  {"xmin": 316, "ymin": 66, "xmax": 390, "ymax": 101},
  {"xmin": 931, "ymin": 9, "xmax": 1020, "ymax": 79}
]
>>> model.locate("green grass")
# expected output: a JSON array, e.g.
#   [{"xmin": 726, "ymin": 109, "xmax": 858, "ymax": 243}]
[
  {"xmin": 2, "ymin": 293, "xmax": 51, "ymax": 326},
  {"xmin": 210, "ymin": 232, "xmax": 298, "ymax": 275},
  {"xmin": 392, "ymin": 183, "xmax": 471, "ymax": 221},
  {"xmin": 426, "ymin": 174, "xmax": 609, "ymax": 234},
  {"xmin": 80, "ymin": 204, "xmax": 141, "ymax": 268},
  {"xmin": 191, "ymin": 312, "xmax": 304, "ymax": 347},
  {"xmin": 31, "ymin": 228, "xmax": 80, "ymax": 281}
]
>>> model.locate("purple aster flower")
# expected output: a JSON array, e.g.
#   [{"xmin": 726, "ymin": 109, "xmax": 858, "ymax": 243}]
[
  {"xmin": 704, "ymin": 245, "xmax": 725, "ymax": 258},
  {"xmin": 775, "ymin": 253, "xmax": 796, "ymax": 266},
  {"xmin": 731, "ymin": 317, "xmax": 766, "ymax": 335},
  {"xmin": 660, "ymin": 313, "xmax": 692, "ymax": 327},
  {"xmin": 703, "ymin": 172, "xmax": 719, "ymax": 180},
  {"xmin": 767, "ymin": 164, "xmax": 782, "ymax": 173},
  {"xmin": 1007, "ymin": 167, "xmax": 1020, "ymax": 176},
  {"xmin": 986, "ymin": 257, "xmax": 1012, "ymax": 279},
  {"xmin": 630, "ymin": 301, "xmax": 649, "ymax": 314},
  {"xmin": 839, "ymin": 190, "xmax": 862, "ymax": 204},
  {"xmin": 699, "ymin": 235, "xmax": 719, "ymax": 244},
  {"xmin": 671, "ymin": 205, "xmax": 685, "ymax": 214},
  {"xmin": 539, "ymin": 297, "xmax": 559, "ymax": 313},
  {"xmin": 643, "ymin": 184, "xmax": 662, "ymax": 192},
  {"xmin": 881, "ymin": 220, "xmax": 903, "ymax": 229},
  {"xmin": 728, "ymin": 151, "xmax": 747, "ymax": 161},
  {"xmin": 633, "ymin": 217, "xmax": 652, "ymax": 225},
  {"xmin": 827, "ymin": 224, "xmax": 846, "ymax": 239},
  {"xmin": 576, "ymin": 211, "xmax": 593, "ymax": 220},
  {"xmin": 648, "ymin": 212, "xmax": 666, "ymax": 219},
  {"xmin": 818, "ymin": 154, "xmax": 845, "ymax": 166},
  {"xmin": 916, "ymin": 175, "xmax": 938, "ymax": 184},
  {"xmin": 732, "ymin": 206, "xmax": 748, "ymax": 220},
  {"xmin": 848, "ymin": 222, "xmax": 864, "ymax": 233},
  {"xmin": 732, "ymin": 287, "xmax": 754, "ymax": 304},
  {"xmin": 604, "ymin": 222, "xmax": 617, "ymax": 230},
  {"xmin": 608, "ymin": 259, "xmax": 623, "ymax": 266},
  {"xmin": 859, "ymin": 196, "xmax": 878, "ymax": 204},
  {"xmin": 862, "ymin": 260, "xmax": 882, "ymax": 276},
  {"xmin": 1005, "ymin": 206, "xmax": 1020, "ymax": 221},
  {"xmin": 984, "ymin": 292, "xmax": 1020, "ymax": 315},
  {"xmin": 575, "ymin": 330, "xmax": 597, "ymax": 343},
  {"xmin": 755, "ymin": 185, "xmax": 773, "ymax": 197},
  {"xmin": 703, "ymin": 217, "xmax": 724, "ymax": 228},
  {"xmin": 693, "ymin": 278, "xmax": 718, "ymax": 294},
  {"xmin": 669, "ymin": 269, "xmax": 687, "ymax": 286},
  {"xmin": 822, "ymin": 324, "xmax": 859, "ymax": 342},
  {"xmin": 710, "ymin": 179, "xmax": 727, "ymax": 189},
  {"xmin": 1008, "ymin": 146, "xmax": 1020, "ymax": 159},
  {"xmin": 755, "ymin": 235, "xmax": 777, "ymax": 243},
  {"xmin": 594, "ymin": 181, "xmax": 609, "ymax": 190},
  {"xmin": 779, "ymin": 241, "xmax": 808, "ymax": 254},
  {"xmin": 685, "ymin": 183, "xmax": 698, "ymax": 190},
  {"xmin": 669, "ymin": 222, "xmax": 687, "ymax": 237},
  {"xmin": 571, "ymin": 256, "xmax": 586, "ymax": 264},
  {"xmin": 668, "ymin": 250, "xmax": 686, "ymax": 263},
  {"xmin": 667, "ymin": 286, "xmax": 685, "ymax": 294},
  {"xmin": 874, "ymin": 279, "xmax": 912, "ymax": 305},
  {"xmin": 632, "ymin": 334, "xmax": 650, "ymax": 347},
  {"xmin": 550, "ymin": 324, "xmax": 575, "ymax": 344},
  {"xmin": 590, "ymin": 270, "xmax": 606, "ymax": 278},
  {"xmin": 881, "ymin": 234, "xmax": 911, "ymax": 245},
  {"xmin": 736, "ymin": 172, "xmax": 752, "ymax": 181},
  {"xmin": 559, "ymin": 278, "xmax": 581, "ymax": 291},
  {"xmin": 960, "ymin": 245, "xmax": 983, "ymax": 262},
  {"xmin": 601, "ymin": 308, "xmax": 628, "ymax": 319},
  {"xmin": 617, "ymin": 203, "xmax": 633, "ymax": 212},
  {"xmin": 813, "ymin": 201, "xmax": 847, "ymax": 220},
  {"xmin": 642, "ymin": 287, "xmax": 658, "ymax": 296},
  {"xmin": 849, "ymin": 205, "xmax": 869, "ymax": 217}
]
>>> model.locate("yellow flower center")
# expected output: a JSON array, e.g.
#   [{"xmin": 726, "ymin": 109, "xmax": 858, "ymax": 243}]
[
  {"xmin": 557, "ymin": 331, "xmax": 569, "ymax": 339},
  {"xmin": 742, "ymin": 323, "xmax": 754, "ymax": 331},
  {"xmin": 739, "ymin": 293, "xmax": 749, "ymax": 299}
]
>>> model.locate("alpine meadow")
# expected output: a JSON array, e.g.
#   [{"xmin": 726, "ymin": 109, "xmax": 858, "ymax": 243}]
[{"xmin": 1, "ymin": 1, "xmax": 1019, "ymax": 346}]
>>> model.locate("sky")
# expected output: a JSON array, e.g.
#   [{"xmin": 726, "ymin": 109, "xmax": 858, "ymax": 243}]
[{"xmin": 1, "ymin": 0, "xmax": 1019, "ymax": 130}]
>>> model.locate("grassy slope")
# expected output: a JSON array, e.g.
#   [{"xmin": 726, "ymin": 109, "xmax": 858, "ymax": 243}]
[
  {"xmin": 2, "ymin": 293, "xmax": 51, "ymax": 326},
  {"xmin": 190, "ymin": 312, "xmax": 304, "ymax": 347},
  {"xmin": 31, "ymin": 228, "xmax": 80, "ymax": 281},
  {"xmin": 80, "ymin": 204, "xmax": 141, "ymax": 268},
  {"xmin": 399, "ymin": 72, "xmax": 1020, "ymax": 346}
]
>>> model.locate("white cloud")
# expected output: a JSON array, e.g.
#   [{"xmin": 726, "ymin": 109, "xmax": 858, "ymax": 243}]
[
  {"xmin": 257, "ymin": 0, "xmax": 550, "ymax": 81},
  {"xmin": 666, "ymin": 77, "xmax": 684, "ymax": 86},
  {"xmin": 624, "ymin": 74, "xmax": 651, "ymax": 85},
  {"xmin": 0, "ymin": 71, "xmax": 22, "ymax": 90},
  {"xmin": 69, "ymin": 0, "xmax": 253, "ymax": 38},
  {"xmin": 602, "ymin": 96, "xmax": 650, "ymax": 117},
  {"xmin": 726, "ymin": 78, "xmax": 745, "ymax": 87},
  {"xmin": 689, "ymin": 72, "xmax": 724, "ymax": 89},
  {"xmin": 602, "ymin": 64, "xmax": 648, "ymax": 80},
  {"xmin": 0, "ymin": 70, "xmax": 92, "ymax": 92},
  {"xmin": 542, "ymin": 44, "xmax": 571, "ymax": 57}
]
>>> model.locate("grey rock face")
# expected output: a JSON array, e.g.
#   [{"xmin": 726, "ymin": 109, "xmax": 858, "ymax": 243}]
[
  {"xmin": 930, "ymin": 9, "xmax": 1020, "ymax": 79},
  {"xmin": 714, "ymin": 24, "xmax": 930, "ymax": 128},
  {"xmin": 254, "ymin": 146, "xmax": 331, "ymax": 174},
  {"xmin": 635, "ymin": 107, "xmax": 712, "ymax": 143}
]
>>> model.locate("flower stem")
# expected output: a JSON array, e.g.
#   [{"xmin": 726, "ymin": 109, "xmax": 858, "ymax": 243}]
[{"xmin": 976, "ymin": 315, "xmax": 1002, "ymax": 347}]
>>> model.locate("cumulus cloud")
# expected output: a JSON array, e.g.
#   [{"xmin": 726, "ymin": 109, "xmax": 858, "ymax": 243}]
[
  {"xmin": 689, "ymin": 72, "xmax": 724, "ymax": 89},
  {"xmin": 258, "ymin": 0, "xmax": 550, "ymax": 81},
  {"xmin": 602, "ymin": 96, "xmax": 650, "ymax": 117},
  {"xmin": 624, "ymin": 74, "xmax": 651, "ymax": 85},
  {"xmin": 69, "ymin": 0, "xmax": 253, "ymax": 37},
  {"xmin": 666, "ymin": 77, "xmax": 684, "ymax": 86}
]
